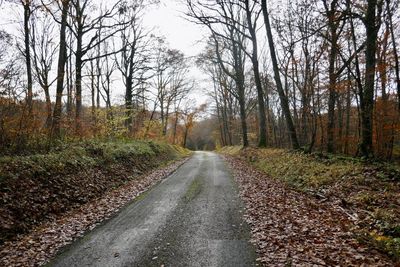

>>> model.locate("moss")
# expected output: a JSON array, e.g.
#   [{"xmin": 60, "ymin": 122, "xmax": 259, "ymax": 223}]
[
  {"xmin": 184, "ymin": 177, "xmax": 203, "ymax": 202},
  {"xmin": 366, "ymin": 230, "xmax": 400, "ymax": 260}
]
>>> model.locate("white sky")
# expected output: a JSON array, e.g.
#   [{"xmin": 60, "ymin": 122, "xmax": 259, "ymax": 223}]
[
  {"xmin": 0, "ymin": 0, "xmax": 212, "ymax": 107},
  {"xmin": 144, "ymin": 0, "xmax": 207, "ymax": 58},
  {"xmin": 143, "ymin": 0, "xmax": 211, "ymax": 106}
]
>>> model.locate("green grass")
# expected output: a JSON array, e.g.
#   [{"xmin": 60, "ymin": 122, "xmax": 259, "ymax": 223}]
[
  {"xmin": 184, "ymin": 177, "xmax": 203, "ymax": 202},
  {"xmin": 0, "ymin": 140, "xmax": 189, "ymax": 184},
  {"xmin": 217, "ymin": 146, "xmax": 243, "ymax": 155}
]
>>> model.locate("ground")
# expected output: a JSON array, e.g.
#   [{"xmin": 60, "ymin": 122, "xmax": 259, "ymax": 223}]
[
  {"xmin": 48, "ymin": 152, "xmax": 256, "ymax": 267},
  {"xmin": 1, "ymin": 149, "xmax": 398, "ymax": 266}
]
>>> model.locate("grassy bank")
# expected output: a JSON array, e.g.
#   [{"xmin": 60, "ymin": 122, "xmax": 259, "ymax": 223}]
[
  {"xmin": 220, "ymin": 146, "xmax": 400, "ymax": 260},
  {"xmin": 0, "ymin": 140, "xmax": 190, "ymax": 244}
]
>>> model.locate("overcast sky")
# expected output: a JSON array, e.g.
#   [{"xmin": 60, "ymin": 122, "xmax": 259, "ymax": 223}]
[
  {"xmin": 143, "ymin": 0, "xmax": 211, "ymax": 106},
  {"xmin": 0, "ymin": 0, "xmax": 212, "ymax": 106},
  {"xmin": 144, "ymin": 0, "xmax": 208, "ymax": 58}
]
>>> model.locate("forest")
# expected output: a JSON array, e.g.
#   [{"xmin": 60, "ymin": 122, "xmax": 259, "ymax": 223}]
[
  {"xmin": 188, "ymin": 0, "xmax": 400, "ymax": 159},
  {"xmin": 0, "ymin": 0, "xmax": 399, "ymax": 159},
  {"xmin": 1, "ymin": 0, "xmax": 400, "ymax": 266}
]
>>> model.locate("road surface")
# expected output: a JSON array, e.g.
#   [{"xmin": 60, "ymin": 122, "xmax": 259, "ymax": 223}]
[{"xmin": 48, "ymin": 152, "xmax": 256, "ymax": 267}]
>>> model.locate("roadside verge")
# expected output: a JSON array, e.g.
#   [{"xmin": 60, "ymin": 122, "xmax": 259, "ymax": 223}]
[
  {"xmin": 0, "ymin": 141, "xmax": 190, "ymax": 266},
  {"xmin": 221, "ymin": 147, "xmax": 396, "ymax": 266}
]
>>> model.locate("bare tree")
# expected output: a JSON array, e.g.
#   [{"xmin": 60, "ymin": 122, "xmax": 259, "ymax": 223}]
[
  {"xmin": 50, "ymin": 0, "xmax": 70, "ymax": 138},
  {"xmin": 261, "ymin": 0, "xmax": 299, "ymax": 149},
  {"xmin": 68, "ymin": 0, "xmax": 130, "ymax": 134},
  {"xmin": 30, "ymin": 11, "xmax": 57, "ymax": 129}
]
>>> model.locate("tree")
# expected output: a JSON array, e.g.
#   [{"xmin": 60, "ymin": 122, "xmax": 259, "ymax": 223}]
[
  {"xmin": 115, "ymin": 2, "xmax": 151, "ymax": 133},
  {"xmin": 21, "ymin": 0, "xmax": 33, "ymax": 111},
  {"xmin": 242, "ymin": 0, "xmax": 268, "ymax": 147},
  {"xmin": 68, "ymin": 0, "xmax": 130, "ymax": 134},
  {"xmin": 181, "ymin": 103, "xmax": 206, "ymax": 148},
  {"xmin": 51, "ymin": 0, "xmax": 70, "ymax": 138},
  {"xmin": 30, "ymin": 11, "xmax": 57, "ymax": 129},
  {"xmin": 359, "ymin": 0, "xmax": 383, "ymax": 157},
  {"xmin": 261, "ymin": 0, "xmax": 299, "ymax": 149},
  {"xmin": 186, "ymin": 0, "xmax": 250, "ymax": 146}
]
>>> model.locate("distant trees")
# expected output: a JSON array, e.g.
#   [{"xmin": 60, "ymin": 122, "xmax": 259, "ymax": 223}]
[{"xmin": 187, "ymin": 0, "xmax": 251, "ymax": 147}]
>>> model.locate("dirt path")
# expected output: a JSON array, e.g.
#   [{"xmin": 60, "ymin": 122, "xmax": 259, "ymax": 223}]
[{"xmin": 48, "ymin": 152, "xmax": 256, "ymax": 267}]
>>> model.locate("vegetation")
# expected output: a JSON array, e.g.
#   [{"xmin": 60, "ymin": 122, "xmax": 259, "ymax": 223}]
[
  {"xmin": 0, "ymin": 140, "xmax": 189, "ymax": 245},
  {"xmin": 0, "ymin": 0, "xmax": 202, "ymax": 154},
  {"xmin": 220, "ymin": 146, "xmax": 400, "ymax": 259},
  {"xmin": 0, "ymin": 0, "xmax": 399, "ymax": 263},
  {"xmin": 189, "ymin": 0, "xmax": 400, "ymax": 160}
]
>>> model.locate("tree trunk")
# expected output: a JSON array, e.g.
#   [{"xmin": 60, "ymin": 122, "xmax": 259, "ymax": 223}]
[
  {"xmin": 345, "ymin": 71, "xmax": 351, "ymax": 154},
  {"xmin": 326, "ymin": 1, "xmax": 339, "ymax": 153},
  {"xmin": 23, "ymin": 1, "xmax": 33, "ymax": 111},
  {"xmin": 238, "ymin": 86, "xmax": 249, "ymax": 147},
  {"xmin": 244, "ymin": 0, "xmax": 267, "ymax": 147},
  {"xmin": 385, "ymin": 0, "xmax": 400, "ymax": 111},
  {"xmin": 75, "ymin": 26, "xmax": 83, "ymax": 135},
  {"xmin": 360, "ymin": 0, "xmax": 380, "ymax": 157},
  {"xmin": 51, "ymin": 0, "xmax": 70, "ymax": 138},
  {"xmin": 44, "ymin": 86, "xmax": 52, "ymax": 129},
  {"xmin": 261, "ymin": 0, "xmax": 299, "ymax": 149}
]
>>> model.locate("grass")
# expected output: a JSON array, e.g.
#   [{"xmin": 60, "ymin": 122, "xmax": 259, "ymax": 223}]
[
  {"xmin": 220, "ymin": 146, "xmax": 400, "ymax": 260},
  {"xmin": 0, "ymin": 140, "xmax": 189, "ymax": 184},
  {"xmin": 184, "ymin": 177, "xmax": 203, "ymax": 202},
  {"xmin": 0, "ymin": 139, "xmax": 190, "ymax": 244}
]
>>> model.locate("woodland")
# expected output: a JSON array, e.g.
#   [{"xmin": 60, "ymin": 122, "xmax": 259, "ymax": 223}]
[
  {"xmin": 0, "ymin": 0, "xmax": 399, "ymax": 159},
  {"xmin": 1, "ymin": 0, "xmax": 400, "ymax": 265}
]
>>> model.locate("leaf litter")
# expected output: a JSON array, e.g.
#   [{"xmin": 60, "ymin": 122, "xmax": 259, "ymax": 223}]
[
  {"xmin": 224, "ymin": 155, "xmax": 394, "ymax": 266},
  {"xmin": 0, "ymin": 157, "xmax": 189, "ymax": 267}
]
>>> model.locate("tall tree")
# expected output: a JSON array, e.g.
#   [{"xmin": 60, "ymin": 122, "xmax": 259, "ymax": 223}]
[
  {"xmin": 22, "ymin": 0, "xmax": 33, "ymax": 111},
  {"xmin": 359, "ymin": 0, "xmax": 383, "ymax": 157},
  {"xmin": 51, "ymin": 0, "xmax": 70, "ymax": 138},
  {"xmin": 30, "ymin": 12, "xmax": 57, "ymax": 129},
  {"xmin": 69, "ymin": 0, "xmax": 129, "ymax": 134},
  {"xmin": 243, "ymin": 0, "xmax": 268, "ymax": 147},
  {"xmin": 186, "ymin": 0, "xmax": 250, "ymax": 146},
  {"xmin": 261, "ymin": 0, "xmax": 299, "ymax": 149}
]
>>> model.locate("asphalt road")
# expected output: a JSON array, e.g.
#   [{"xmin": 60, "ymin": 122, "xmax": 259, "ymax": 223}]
[{"xmin": 48, "ymin": 152, "xmax": 256, "ymax": 267}]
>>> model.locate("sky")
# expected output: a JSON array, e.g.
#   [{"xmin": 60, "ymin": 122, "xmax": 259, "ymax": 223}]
[
  {"xmin": 0, "ymin": 0, "xmax": 212, "ymax": 107},
  {"xmin": 144, "ymin": 0, "xmax": 207, "ymax": 58},
  {"xmin": 143, "ymin": 0, "xmax": 211, "ymax": 106}
]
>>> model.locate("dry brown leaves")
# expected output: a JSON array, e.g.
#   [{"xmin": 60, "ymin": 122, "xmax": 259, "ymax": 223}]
[
  {"xmin": 224, "ymin": 156, "xmax": 394, "ymax": 267},
  {"xmin": 0, "ymin": 158, "xmax": 189, "ymax": 267}
]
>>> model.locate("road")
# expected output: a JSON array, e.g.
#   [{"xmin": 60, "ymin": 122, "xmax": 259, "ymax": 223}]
[{"xmin": 48, "ymin": 152, "xmax": 256, "ymax": 267}]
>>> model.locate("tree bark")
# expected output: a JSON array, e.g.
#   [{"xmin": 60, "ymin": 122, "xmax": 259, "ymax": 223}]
[
  {"xmin": 75, "ymin": 18, "xmax": 83, "ymax": 135},
  {"xmin": 51, "ymin": 0, "xmax": 70, "ymax": 138},
  {"xmin": 360, "ymin": 0, "xmax": 380, "ymax": 157},
  {"xmin": 23, "ymin": 0, "xmax": 33, "ymax": 111},
  {"xmin": 244, "ymin": 0, "xmax": 267, "ymax": 147},
  {"xmin": 325, "ymin": 0, "xmax": 339, "ymax": 153},
  {"xmin": 385, "ymin": 0, "xmax": 400, "ymax": 112},
  {"xmin": 261, "ymin": 0, "xmax": 299, "ymax": 149}
]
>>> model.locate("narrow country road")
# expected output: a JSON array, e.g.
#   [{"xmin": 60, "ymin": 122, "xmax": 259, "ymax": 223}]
[{"xmin": 48, "ymin": 152, "xmax": 256, "ymax": 267}]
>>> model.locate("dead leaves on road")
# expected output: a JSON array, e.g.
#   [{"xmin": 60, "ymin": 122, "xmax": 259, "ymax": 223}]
[
  {"xmin": 224, "ymin": 156, "xmax": 394, "ymax": 266},
  {"xmin": 0, "ymin": 158, "xmax": 188, "ymax": 267}
]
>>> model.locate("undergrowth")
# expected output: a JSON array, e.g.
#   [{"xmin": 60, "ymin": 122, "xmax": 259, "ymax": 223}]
[
  {"xmin": 219, "ymin": 146, "xmax": 400, "ymax": 261},
  {"xmin": 0, "ymin": 140, "xmax": 190, "ymax": 244}
]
